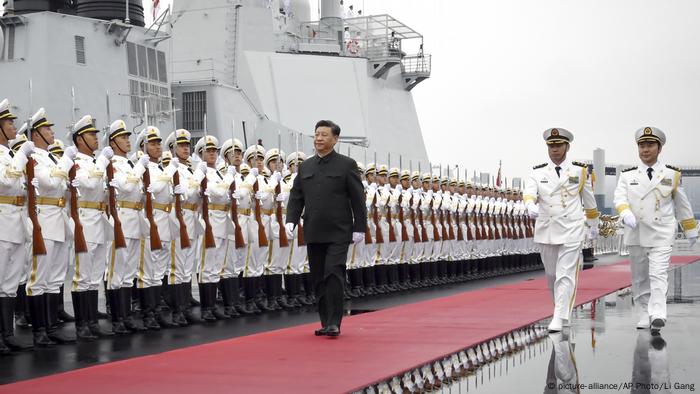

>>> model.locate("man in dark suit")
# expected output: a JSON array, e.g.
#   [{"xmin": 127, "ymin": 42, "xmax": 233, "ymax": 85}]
[{"xmin": 285, "ymin": 120, "xmax": 366, "ymax": 337}]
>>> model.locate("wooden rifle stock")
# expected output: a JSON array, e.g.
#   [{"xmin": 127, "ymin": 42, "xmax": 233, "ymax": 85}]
[
  {"xmin": 252, "ymin": 178, "xmax": 269, "ymax": 247},
  {"xmin": 439, "ymin": 202, "xmax": 449, "ymax": 240},
  {"xmin": 429, "ymin": 199, "xmax": 440, "ymax": 241},
  {"xmin": 386, "ymin": 191, "xmax": 397, "ymax": 243},
  {"xmin": 372, "ymin": 192, "xmax": 384, "ymax": 244},
  {"xmin": 172, "ymin": 171, "xmax": 191, "ymax": 249},
  {"xmin": 275, "ymin": 181, "xmax": 289, "ymax": 248},
  {"xmin": 106, "ymin": 162, "xmax": 126, "ymax": 249},
  {"xmin": 397, "ymin": 192, "xmax": 409, "ymax": 242},
  {"xmin": 200, "ymin": 176, "xmax": 216, "ymax": 249},
  {"xmin": 456, "ymin": 207, "xmax": 464, "ymax": 241},
  {"xmin": 27, "ymin": 159, "xmax": 47, "ymax": 256},
  {"xmin": 446, "ymin": 204, "xmax": 455, "ymax": 240},
  {"xmin": 297, "ymin": 222, "xmax": 306, "ymax": 246},
  {"xmin": 143, "ymin": 167, "xmax": 162, "ymax": 250},
  {"xmin": 69, "ymin": 164, "xmax": 88, "ymax": 254},
  {"xmin": 364, "ymin": 192, "xmax": 373, "ymax": 244},
  {"xmin": 229, "ymin": 178, "xmax": 246, "ymax": 249},
  {"xmin": 417, "ymin": 199, "xmax": 428, "ymax": 243}
]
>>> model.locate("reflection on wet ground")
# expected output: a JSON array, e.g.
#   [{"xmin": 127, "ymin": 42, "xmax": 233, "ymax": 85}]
[{"xmin": 432, "ymin": 262, "xmax": 700, "ymax": 393}]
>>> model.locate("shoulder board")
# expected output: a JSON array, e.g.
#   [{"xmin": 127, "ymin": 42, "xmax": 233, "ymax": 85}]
[
  {"xmin": 665, "ymin": 164, "xmax": 681, "ymax": 172},
  {"xmin": 532, "ymin": 163, "xmax": 547, "ymax": 170},
  {"xmin": 621, "ymin": 166, "xmax": 637, "ymax": 173},
  {"xmin": 572, "ymin": 161, "xmax": 587, "ymax": 168}
]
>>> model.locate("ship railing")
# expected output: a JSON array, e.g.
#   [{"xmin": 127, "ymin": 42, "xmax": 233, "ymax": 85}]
[
  {"xmin": 171, "ymin": 58, "xmax": 231, "ymax": 84},
  {"xmin": 401, "ymin": 54, "xmax": 431, "ymax": 76}
]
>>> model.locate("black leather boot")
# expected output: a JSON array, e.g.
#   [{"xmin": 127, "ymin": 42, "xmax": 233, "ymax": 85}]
[
  {"xmin": 87, "ymin": 290, "xmax": 113, "ymax": 337},
  {"xmin": 0, "ymin": 297, "xmax": 33, "ymax": 351},
  {"xmin": 46, "ymin": 293, "xmax": 76, "ymax": 344},
  {"xmin": 198, "ymin": 283, "xmax": 216, "ymax": 322},
  {"xmin": 121, "ymin": 287, "xmax": 145, "ymax": 332},
  {"xmin": 71, "ymin": 292, "xmax": 97, "ymax": 341},
  {"xmin": 362, "ymin": 267, "xmax": 377, "ymax": 295},
  {"xmin": 153, "ymin": 286, "xmax": 177, "ymax": 328},
  {"xmin": 106, "ymin": 289, "xmax": 129, "ymax": 335},
  {"xmin": 170, "ymin": 284, "xmax": 189, "ymax": 326},
  {"xmin": 56, "ymin": 286, "xmax": 75, "ymax": 324},
  {"xmin": 219, "ymin": 279, "xmax": 239, "ymax": 318},
  {"xmin": 242, "ymin": 277, "xmax": 262, "ymax": 314},
  {"xmin": 285, "ymin": 274, "xmax": 302, "ymax": 307},
  {"xmin": 209, "ymin": 283, "xmax": 229, "ymax": 320},
  {"xmin": 14, "ymin": 285, "xmax": 29, "ymax": 329},
  {"xmin": 274, "ymin": 275, "xmax": 295, "ymax": 309},
  {"xmin": 140, "ymin": 288, "xmax": 160, "ymax": 330},
  {"xmin": 264, "ymin": 276, "xmax": 281, "ymax": 311},
  {"xmin": 255, "ymin": 277, "xmax": 275, "ymax": 312},
  {"xmin": 302, "ymin": 273, "xmax": 316, "ymax": 304},
  {"xmin": 28, "ymin": 295, "xmax": 54, "ymax": 347}
]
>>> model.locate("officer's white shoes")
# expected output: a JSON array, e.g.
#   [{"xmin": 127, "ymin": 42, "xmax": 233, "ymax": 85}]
[
  {"xmin": 548, "ymin": 317, "xmax": 564, "ymax": 332},
  {"xmin": 636, "ymin": 311, "xmax": 650, "ymax": 329}
]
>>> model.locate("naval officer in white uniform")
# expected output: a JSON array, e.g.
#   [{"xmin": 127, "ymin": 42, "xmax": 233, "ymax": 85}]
[
  {"xmin": 614, "ymin": 127, "xmax": 698, "ymax": 332},
  {"xmin": 524, "ymin": 128, "xmax": 599, "ymax": 332}
]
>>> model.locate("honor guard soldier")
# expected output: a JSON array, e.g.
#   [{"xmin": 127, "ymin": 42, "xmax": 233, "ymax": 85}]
[
  {"xmin": 283, "ymin": 151, "xmax": 311, "ymax": 305},
  {"xmin": 346, "ymin": 162, "xmax": 366, "ymax": 297},
  {"xmin": 168, "ymin": 129, "xmax": 207, "ymax": 324},
  {"xmin": 524, "ymin": 128, "xmax": 599, "ymax": 332},
  {"xmin": 0, "ymin": 100, "xmax": 34, "ymax": 352},
  {"xmin": 361, "ymin": 163, "xmax": 379, "ymax": 295},
  {"xmin": 614, "ymin": 127, "xmax": 698, "ymax": 332},
  {"xmin": 69, "ymin": 115, "xmax": 115, "ymax": 340},
  {"xmin": 398, "ymin": 169, "xmax": 415, "ymax": 288},
  {"xmin": 105, "ymin": 120, "xmax": 149, "ymax": 334},
  {"xmin": 139, "ymin": 126, "xmax": 180, "ymax": 329},
  {"xmin": 197, "ymin": 135, "xmax": 234, "ymax": 321},
  {"xmin": 26, "ymin": 108, "xmax": 77, "ymax": 346}
]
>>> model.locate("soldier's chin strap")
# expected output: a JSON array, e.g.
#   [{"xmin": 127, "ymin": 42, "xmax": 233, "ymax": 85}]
[
  {"xmin": 80, "ymin": 134, "xmax": 98, "ymax": 155},
  {"xmin": 32, "ymin": 127, "xmax": 51, "ymax": 148},
  {"xmin": 111, "ymin": 138, "xmax": 128, "ymax": 156}
]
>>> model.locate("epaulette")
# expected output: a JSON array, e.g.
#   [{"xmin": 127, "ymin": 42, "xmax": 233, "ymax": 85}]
[
  {"xmin": 572, "ymin": 161, "xmax": 587, "ymax": 168},
  {"xmin": 621, "ymin": 166, "xmax": 637, "ymax": 173},
  {"xmin": 666, "ymin": 164, "xmax": 681, "ymax": 172},
  {"xmin": 532, "ymin": 163, "xmax": 547, "ymax": 170}
]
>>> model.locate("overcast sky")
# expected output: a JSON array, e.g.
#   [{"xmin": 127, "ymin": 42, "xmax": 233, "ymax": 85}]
[{"xmin": 5, "ymin": 0, "xmax": 698, "ymax": 179}]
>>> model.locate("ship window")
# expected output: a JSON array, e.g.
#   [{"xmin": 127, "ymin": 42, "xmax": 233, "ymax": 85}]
[
  {"xmin": 127, "ymin": 42, "xmax": 137, "ymax": 76},
  {"xmin": 129, "ymin": 79, "xmax": 141, "ymax": 115},
  {"xmin": 147, "ymin": 47, "xmax": 158, "ymax": 80},
  {"xmin": 157, "ymin": 50, "xmax": 167, "ymax": 83},
  {"xmin": 182, "ymin": 91, "xmax": 206, "ymax": 132},
  {"xmin": 137, "ymin": 44, "xmax": 148, "ymax": 78},
  {"xmin": 159, "ymin": 86, "xmax": 169, "ymax": 112},
  {"xmin": 75, "ymin": 36, "xmax": 86, "ymax": 64},
  {"xmin": 5, "ymin": 25, "xmax": 15, "ymax": 60}
]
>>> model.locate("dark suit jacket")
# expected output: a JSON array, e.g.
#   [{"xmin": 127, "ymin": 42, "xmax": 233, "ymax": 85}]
[{"xmin": 286, "ymin": 149, "xmax": 367, "ymax": 244}]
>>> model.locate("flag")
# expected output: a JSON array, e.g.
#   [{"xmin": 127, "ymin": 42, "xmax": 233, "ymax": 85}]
[
  {"xmin": 496, "ymin": 160, "xmax": 502, "ymax": 187},
  {"xmin": 152, "ymin": 0, "xmax": 160, "ymax": 19}
]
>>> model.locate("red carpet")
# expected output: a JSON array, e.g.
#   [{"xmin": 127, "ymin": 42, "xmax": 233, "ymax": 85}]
[{"xmin": 4, "ymin": 256, "xmax": 698, "ymax": 394}]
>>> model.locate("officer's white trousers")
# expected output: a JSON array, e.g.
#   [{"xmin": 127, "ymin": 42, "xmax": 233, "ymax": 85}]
[
  {"xmin": 199, "ymin": 237, "xmax": 227, "ymax": 283},
  {"xmin": 137, "ymin": 240, "xmax": 171, "ymax": 288},
  {"xmin": 538, "ymin": 242, "xmax": 582, "ymax": 320},
  {"xmin": 106, "ymin": 238, "xmax": 141, "ymax": 290},
  {"xmin": 72, "ymin": 241, "xmax": 107, "ymax": 292},
  {"xmin": 346, "ymin": 242, "xmax": 363, "ymax": 269},
  {"xmin": 26, "ymin": 239, "xmax": 69, "ymax": 296},
  {"xmin": 221, "ymin": 241, "xmax": 241, "ymax": 279},
  {"xmin": 169, "ymin": 236, "xmax": 197, "ymax": 285},
  {"xmin": 287, "ymin": 238, "xmax": 308, "ymax": 274},
  {"xmin": 265, "ymin": 241, "xmax": 288, "ymax": 275},
  {"xmin": 628, "ymin": 245, "xmax": 673, "ymax": 320},
  {"xmin": 0, "ymin": 240, "xmax": 26, "ymax": 297}
]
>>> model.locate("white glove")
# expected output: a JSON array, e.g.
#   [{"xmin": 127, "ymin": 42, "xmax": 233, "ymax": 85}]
[
  {"xmin": 198, "ymin": 161, "xmax": 208, "ymax": 176},
  {"xmin": 426, "ymin": 190, "xmax": 434, "ymax": 200},
  {"xmin": 70, "ymin": 179, "xmax": 80, "ymax": 188},
  {"xmin": 688, "ymin": 237, "xmax": 697, "ymax": 248},
  {"xmin": 231, "ymin": 190, "xmax": 241, "ymax": 200},
  {"xmin": 620, "ymin": 209, "xmax": 637, "ymax": 229},
  {"xmin": 285, "ymin": 223, "xmax": 296, "ymax": 239},
  {"xmin": 282, "ymin": 169, "xmax": 291, "ymax": 179},
  {"xmin": 526, "ymin": 201, "xmax": 539, "ymax": 219},
  {"xmin": 146, "ymin": 184, "xmax": 154, "ymax": 194},
  {"xmin": 255, "ymin": 191, "xmax": 269, "ymax": 200},
  {"xmin": 407, "ymin": 186, "xmax": 413, "ymax": 194},
  {"xmin": 168, "ymin": 157, "xmax": 180, "ymax": 169},
  {"xmin": 352, "ymin": 232, "xmax": 364, "ymax": 244},
  {"xmin": 31, "ymin": 178, "xmax": 39, "ymax": 189},
  {"xmin": 273, "ymin": 171, "xmax": 282, "ymax": 183},
  {"xmin": 276, "ymin": 192, "xmax": 288, "ymax": 202},
  {"xmin": 138, "ymin": 155, "xmax": 150, "ymax": 168},
  {"xmin": 383, "ymin": 184, "xmax": 391, "ymax": 194},
  {"xmin": 18, "ymin": 141, "xmax": 35, "ymax": 157},
  {"xmin": 202, "ymin": 188, "xmax": 211, "ymax": 197},
  {"xmin": 100, "ymin": 146, "xmax": 114, "ymax": 160},
  {"xmin": 64, "ymin": 146, "xmax": 78, "ymax": 160},
  {"xmin": 395, "ymin": 184, "xmax": 403, "ymax": 193},
  {"xmin": 173, "ymin": 184, "xmax": 184, "ymax": 195},
  {"xmin": 362, "ymin": 180, "xmax": 368, "ymax": 188},
  {"xmin": 250, "ymin": 167, "xmax": 259, "ymax": 178},
  {"xmin": 226, "ymin": 165, "xmax": 237, "ymax": 177},
  {"xmin": 108, "ymin": 179, "xmax": 120, "ymax": 190},
  {"xmin": 588, "ymin": 225, "xmax": 598, "ymax": 240}
]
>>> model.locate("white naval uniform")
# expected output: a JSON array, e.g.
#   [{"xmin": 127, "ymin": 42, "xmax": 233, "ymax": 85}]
[
  {"xmin": 614, "ymin": 162, "xmax": 698, "ymax": 321},
  {"xmin": 137, "ymin": 161, "xmax": 177, "ymax": 288},
  {"xmin": 199, "ymin": 167, "xmax": 233, "ymax": 284},
  {"xmin": 26, "ymin": 148, "xmax": 72, "ymax": 296},
  {"xmin": 420, "ymin": 190, "xmax": 437, "ymax": 263},
  {"xmin": 524, "ymin": 159, "xmax": 599, "ymax": 320},
  {"xmin": 0, "ymin": 145, "xmax": 29, "ymax": 297},
  {"xmin": 221, "ymin": 171, "xmax": 244, "ymax": 280},
  {"xmin": 361, "ymin": 185, "xmax": 379, "ymax": 269},
  {"xmin": 409, "ymin": 190, "xmax": 424, "ymax": 264},
  {"xmin": 106, "ymin": 156, "xmax": 147, "ymax": 290},
  {"xmin": 242, "ymin": 173, "xmax": 273, "ymax": 278},
  {"xmin": 398, "ymin": 188, "xmax": 414, "ymax": 265},
  {"xmin": 231, "ymin": 173, "xmax": 255, "ymax": 277},
  {"xmin": 376, "ymin": 186, "xmax": 397, "ymax": 265},
  {"xmin": 281, "ymin": 174, "xmax": 307, "ymax": 274},
  {"xmin": 265, "ymin": 175, "xmax": 288, "ymax": 276},
  {"xmin": 71, "ymin": 152, "xmax": 110, "ymax": 292},
  {"xmin": 170, "ymin": 162, "xmax": 204, "ymax": 285}
]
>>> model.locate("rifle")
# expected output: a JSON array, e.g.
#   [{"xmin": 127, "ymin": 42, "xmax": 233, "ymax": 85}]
[
  {"xmin": 142, "ymin": 166, "xmax": 162, "ymax": 250},
  {"xmin": 364, "ymin": 191, "xmax": 374, "ymax": 244},
  {"xmin": 455, "ymin": 200, "xmax": 463, "ymax": 241},
  {"xmin": 430, "ymin": 198, "xmax": 440, "ymax": 241},
  {"xmin": 446, "ymin": 201, "xmax": 455, "ymax": 240},
  {"xmin": 106, "ymin": 161, "xmax": 127, "ymax": 249},
  {"xmin": 27, "ymin": 159, "xmax": 47, "ymax": 256},
  {"xmin": 386, "ymin": 188, "xmax": 397, "ymax": 243},
  {"xmin": 230, "ymin": 175, "xmax": 246, "ymax": 249},
  {"xmin": 172, "ymin": 170, "xmax": 191, "ymax": 249},
  {"xmin": 398, "ymin": 191, "xmax": 409, "ymax": 242},
  {"xmin": 439, "ymin": 199, "xmax": 449, "ymax": 240},
  {"xmin": 275, "ymin": 179, "xmax": 289, "ymax": 248},
  {"xmin": 409, "ymin": 194, "xmax": 421, "ymax": 242},
  {"xmin": 252, "ymin": 174, "xmax": 269, "ymax": 247},
  {"xmin": 69, "ymin": 164, "xmax": 88, "ymax": 254},
  {"xmin": 200, "ymin": 175, "xmax": 216, "ymax": 249},
  {"xmin": 372, "ymin": 190, "xmax": 384, "ymax": 244},
  {"xmin": 418, "ymin": 196, "xmax": 428, "ymax": 243}
]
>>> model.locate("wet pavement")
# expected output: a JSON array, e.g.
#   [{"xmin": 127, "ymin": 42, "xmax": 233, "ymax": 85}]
[{"xmin": 437, "ymin": 261, "xmax": 700, "ymax": 393}]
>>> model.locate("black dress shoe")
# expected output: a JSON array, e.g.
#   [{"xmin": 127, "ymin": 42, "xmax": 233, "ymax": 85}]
[
  {"xmin": 325, "ymin": 325, "xmax": 340, "ymax": 337},
  {"xmin": 314, "ymin": 326, "xmax": 328, "ymax": 336},
  {"xmin": 651, "ymin": 318, "xmax": 665, "ymax": 334}
]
